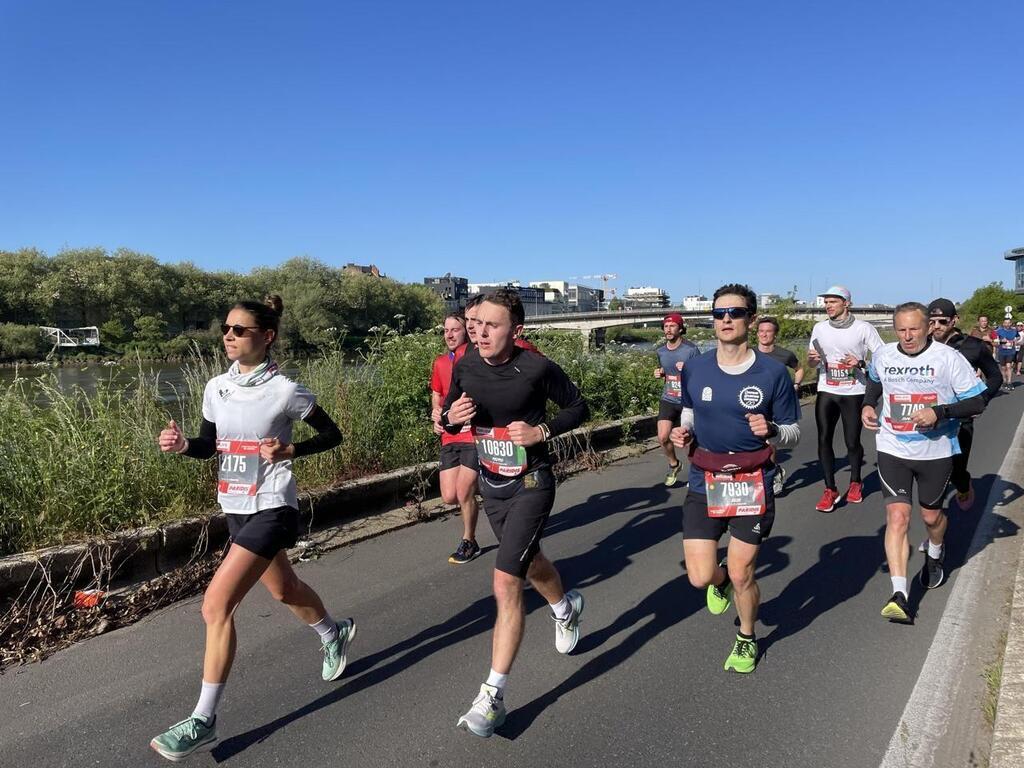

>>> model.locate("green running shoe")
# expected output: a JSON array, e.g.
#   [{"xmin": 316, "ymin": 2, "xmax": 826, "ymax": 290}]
[
  {"xmin": 150, "ymin": 715, "xmax": 217, "ymax": 762},
  {"xmin": 665, "ymin": 462, "xmax": 681, "ymax": 487},
  {"xmin": 322, "ymin": 617, "xmax": 357, "ymax": 681},
  {"xmin": 724, "ymin": 635, "xmax": 758, "ymax": 674},
  {"xmin": 706, "ymin": 559, "xmax": 733, "ymax": 615}
]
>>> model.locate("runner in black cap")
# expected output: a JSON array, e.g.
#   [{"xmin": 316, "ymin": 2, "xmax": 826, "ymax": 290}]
[{"xmin": 926, "ymin": 298, "xmax": 1001, "ymax": 510}]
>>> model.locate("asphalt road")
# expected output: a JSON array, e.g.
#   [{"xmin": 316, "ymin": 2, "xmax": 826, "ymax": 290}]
[{"xmin": 3, "ymin": 388, "xmax": 1023, "ymax": 768}]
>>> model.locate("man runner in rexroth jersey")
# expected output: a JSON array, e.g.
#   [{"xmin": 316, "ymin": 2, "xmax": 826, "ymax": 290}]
[
  {"xmin": 995, "ymin": 316, "xmax": 1019, "ymax": 392},
  {"xmin": 926, "ymin": 298, "xmax": 1001, "ymax": 511},
  {"xmin": 441, "ymin": 289, "xmax": 588, "ymax": 737},
  {"xmin": 430, "ymin": 312, "xmax": 480, "ymax": 564},
  {"xmin": 807, "ymin": 285, "xmax": 885, "ymax": 512},
  {"xmin": 862, "ymin": 302, "xmax": 988, "ymax": 624},
  {"xmin": 654, "ymin": 312, "xmax": 700, "ymax": 487},
  {"xmin": 756, "ymin": 316, "xmax": 804, "ymax": 495},
  {"xmin": 670, "ymin": 284, "xmax": 801, "ymax": 673}
]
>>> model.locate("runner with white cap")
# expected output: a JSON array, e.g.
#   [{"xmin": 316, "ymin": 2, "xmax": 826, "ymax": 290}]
[{"xmin": 807, "ymin": 285, "xmax": 884, "ymax": 512}]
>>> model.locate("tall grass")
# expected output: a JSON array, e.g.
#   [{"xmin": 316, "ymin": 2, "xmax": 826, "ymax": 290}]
[{"xmin": 0, "ymin": 330, "xmax": 662, "ymax": 556}]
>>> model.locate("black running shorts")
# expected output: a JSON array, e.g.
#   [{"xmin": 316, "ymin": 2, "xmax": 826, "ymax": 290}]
[
  {"xmin": 479, "ymin": 468, "xmax": 557, "ymax": 577},
  {"xmin": 226, "ymin": 506, "xmax": 299, "ymax": 560},
  {"xmin": 439, "ymin": 442, "xmax": 479, "ymax": 472},
  {"xmin": 681, "ymin": 488, "xmax": 775, "ymax": 546},
  {"xmin": 876, "ymin": 452, "xmax": 952, "ymax": 509},
  {"xmin": 658, "ymin": 399, "xmax": 683, "ymax": 424}
]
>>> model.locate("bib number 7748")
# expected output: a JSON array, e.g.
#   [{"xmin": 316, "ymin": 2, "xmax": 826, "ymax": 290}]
[
  {"xmin": 886, "ymin": 393, "xmax": 938, "ymax": 432},
  {"xmin": 217, "ymin": 439, "xmax": 261, "ymax": 496}
]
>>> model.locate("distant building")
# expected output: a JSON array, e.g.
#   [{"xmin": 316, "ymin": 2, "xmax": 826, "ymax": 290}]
[
  {"xmin": 814, "ymin": 296, "xmax": 827, "ymax": 308},
  {"xmin": 759, "ymin": 293, "xmax": 782, "ymax": 308},
  {"xmin": 343, "ymin": 263, "xmax": 383, "ymax": 278},
  {"xmin": 529, "ymin": 280, "xmax": 603, "ymax": 312},
  {"xmin": 467, "ymin": 281, "xmax": 562, "ymax": 317},
  {"xmin": 423, "ymin": 274, "xmax": 469, "ymax": 313},
  {"xmin": 1005, "ymin": 247, "xmax": 1024, "ymax": 294},
  {"xmin": 622, "ymin": 286, "xmax": 670, "ymax": 310},
  {"xmin": 682, "ymin": 295, "xmax": 712, "ymax": 312}
]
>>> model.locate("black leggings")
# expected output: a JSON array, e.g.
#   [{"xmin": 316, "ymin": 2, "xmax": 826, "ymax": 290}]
[
  {"xmin": 950, "ymin": 420, "xmax": 974, "ymax": 494},
  {"xmin": 815, "ymin": 392, "xmax": 865, "ymax": 490}
]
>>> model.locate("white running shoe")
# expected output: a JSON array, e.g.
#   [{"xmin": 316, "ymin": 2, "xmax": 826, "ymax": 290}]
[
  {"xmin": 456, "ymin": 683, "xmax": 506, "ymax": 738},
  {"xmin": 553, "ymin": 589, "xmax": 584, "ymax": 654},
  {"xmin": 772, "ymin": 465, "xmax": 786, "ymax": 496}
]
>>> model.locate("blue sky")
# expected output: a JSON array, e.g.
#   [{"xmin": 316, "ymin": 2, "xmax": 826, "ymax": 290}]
[{"xmin": 1, "ymin": 1, "xmax": 1020, "ymax": 305}]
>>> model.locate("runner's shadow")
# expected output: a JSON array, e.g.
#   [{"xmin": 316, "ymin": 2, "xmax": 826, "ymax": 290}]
[
  {"xmin": 500, "ymin": 536, "xmax": 792, "ymax": 740},
  {"xmin": 759, "ymin": 527, "xmax": 885, "ymax": 654},
  {"xmin": 543, "ymin": 480, "xmax": 673, "ymax": 540},
  {"xmin": 212, "ymin": 496, "xmax": 679, "ymax": 760}
]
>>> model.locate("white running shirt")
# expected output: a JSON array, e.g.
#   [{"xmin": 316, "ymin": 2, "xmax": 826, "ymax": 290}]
[
  {"xmin": 202, "ymin": 372, "xmax": 316, "ymax": 514},
  {"xmin": 867, "ymin": 340, "xmax": 987, "ymax": 460},
  {"xmin": 809, "ymin": 319, "xmax": 885, "ymax": 396}
]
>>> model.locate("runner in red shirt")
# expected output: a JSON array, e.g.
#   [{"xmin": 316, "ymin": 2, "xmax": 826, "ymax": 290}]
[{"xmin": 431, "ymin": 313, "xmax": 481, "ymax": 564}]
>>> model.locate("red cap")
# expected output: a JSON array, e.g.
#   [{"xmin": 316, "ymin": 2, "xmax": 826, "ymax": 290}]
[{"xmin": 663, "ymin": 313, "xmax": 684, "ymax": 327}]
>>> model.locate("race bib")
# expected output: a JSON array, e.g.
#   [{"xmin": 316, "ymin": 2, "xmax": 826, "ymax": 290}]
[
  {"xmin": 826, "ymin": 363, "xmax": 855, "ymax": 386},
  {"xmin": 217, "ymin": 439, "xmax": 261, "ymax": 496},
  {"xmin": 886, "ymin": 393, "xmax": 938, "ymax": 432},
  {"xmin": 474, "ymin": 427, "xmax": 528, "ymax": 477},
  {"xmin": 665, "ymin": 374, "xmax": 682, "ymax": 399},
  {"xmin": 704, "ymin": 470, "xmax": 766, "ymax": 517}
]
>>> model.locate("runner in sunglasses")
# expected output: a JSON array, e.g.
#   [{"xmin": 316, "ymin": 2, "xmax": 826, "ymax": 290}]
[
  {"xmin": 671, "ymin": 284, "xmax": 800, "ymax": 673},
  {"xmin": 150, "ymin": 295, "xmax": 349, "ymax": 762}
]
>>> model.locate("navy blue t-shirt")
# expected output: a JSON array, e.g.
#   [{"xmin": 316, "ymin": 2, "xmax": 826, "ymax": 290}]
[{"xmin": 680, "ymin": 349, "xmax": 801, "ymax": 493}]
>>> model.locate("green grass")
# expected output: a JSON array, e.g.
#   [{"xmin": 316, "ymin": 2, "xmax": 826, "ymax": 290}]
[{"xmin": 0, "ymin": 330, "xmax": 662, "ymax": 556}]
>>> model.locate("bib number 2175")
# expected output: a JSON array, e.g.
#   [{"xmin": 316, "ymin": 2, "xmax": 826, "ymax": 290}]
[{"xmin": 217, "ymin": 439, "xmax": 261, "ymax": 496}]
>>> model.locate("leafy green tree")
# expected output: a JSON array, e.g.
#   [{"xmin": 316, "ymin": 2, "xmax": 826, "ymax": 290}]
[
  {"xmin": 99, "ymin": 320, "xmax": 128, "ymax": 349},
  {"xmin": 608, "ymin": 297, "xmax": 623, "ymax": 310},
  {"xmin": 957, "ymin": 282, "xmax": 1023, "ymax": 328},
  {"xmin": 134, "ymin": 314, "xmax": 168, "ymax": 346},
  {"xmin": 0, "ymin": 249, "xmax": 52, "ymax": 324},
  {"xmin": 0, "ymin": 324, "xmax": 49, "ymax": 360}
]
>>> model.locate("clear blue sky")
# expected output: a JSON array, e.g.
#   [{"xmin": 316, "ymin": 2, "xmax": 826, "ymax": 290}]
[{"xmin": 1, "ymin": 1, "xmax": 1020, "ymax": 305}]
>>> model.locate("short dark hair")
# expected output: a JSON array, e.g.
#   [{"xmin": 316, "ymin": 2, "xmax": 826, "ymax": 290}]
[
  {"xmin": 483, "ymin": 288, "xmax": 526, "ymax": 326},
  {"xmin": 894, "ymin": 301, "xmax": 929, "ymax": 321},
  {"xmin": 465, "ymin": 294, "xmax": 485, "ymax": 311},
  {"xmin": 712, "ymin": 283, "xmax": 757, "ymax": 315},
  {"xmin": 758, "ymin": 317, "xmax": 780, "ymax": 332}
]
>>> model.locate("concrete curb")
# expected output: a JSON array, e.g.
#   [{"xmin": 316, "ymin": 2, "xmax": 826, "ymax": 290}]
[
  {"xmin": 991, "ymin": 531, "xmax": 1024, "ymax": 768},
  {"xmin": 0, "ymin": 414, "xmax": 659, "ymax": 602}
]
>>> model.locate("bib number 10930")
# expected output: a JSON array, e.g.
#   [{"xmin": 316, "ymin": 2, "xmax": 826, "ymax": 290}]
[{"xmin": 217, "ymin": 439, "xmax": 261, "ymax": 496}]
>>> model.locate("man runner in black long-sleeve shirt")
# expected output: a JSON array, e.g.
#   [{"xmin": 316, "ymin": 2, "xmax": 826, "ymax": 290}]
[
  {"xmin": 441, "ymin": 288, "xmax": 589, "ymax": 739},
  {"xmin": 927, "ymin": 298, "xmax": 1002, "ymax": 511}
]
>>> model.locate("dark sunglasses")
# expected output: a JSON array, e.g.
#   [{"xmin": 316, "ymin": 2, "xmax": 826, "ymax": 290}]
[
  {"xmin": 928, "ymin": 317, "xmax": 952, "ymax": 326},
  {"xmin": 711, "ymin": 307, "xmax": 750, "ymax": 321},
  {"xmin": 220, "ymin": 324, "xmax": 263, "ymax": 337}
]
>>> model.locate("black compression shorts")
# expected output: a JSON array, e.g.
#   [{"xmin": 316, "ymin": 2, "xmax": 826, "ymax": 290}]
[
  {"xmin": 226, "ymin": 506, "xmax": 299, "ymax": 560},
  {"xmin": 681, "ymin": 488, "xmax": 775, "ymax": 546},
  {"xmin": 479, "ymin": 468, "xmax": 556, "ymax": 577},
  {"xmin": 439, "ymin": 442, "xmax": 479, "ymax": 472},
  {"xmin": 876, "ymin": 452, "xmax": 952, "ymax": 509},
  {"xmin": 658, "ymin": 400, "xmax": 683, "ymax": 424}
]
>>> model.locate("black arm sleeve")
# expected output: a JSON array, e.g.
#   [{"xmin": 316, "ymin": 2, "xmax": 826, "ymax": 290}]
[
  {"xmin": 291, "ymin": 405, "xmax": 342, "ymax": 458},
  {"xmin": 440, "ymin": 367, "xmax": 466, "ymax": 434},
  {"xmin": 864, "ymin": 377, "xmax": 883, "ymax": 408},
  {"xmin": 544, "ymin": 359, "xmax": 590, "ymax": 436},
  {"xmin": 935, "ymin": 394, "xmax": 987, "ymax": 420},
  {"xmin": 182, "ymin": 418, "xmax": 218, "ymax": 460},
  {"xmin": 977, "ymin": 352, "xmax": 1002, "ymax": 403}
]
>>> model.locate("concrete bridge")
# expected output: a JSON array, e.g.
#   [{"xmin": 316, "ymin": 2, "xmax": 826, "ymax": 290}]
[{"xmin": 524, "ymin": 306, "xmax": 895, "ymax": 347}]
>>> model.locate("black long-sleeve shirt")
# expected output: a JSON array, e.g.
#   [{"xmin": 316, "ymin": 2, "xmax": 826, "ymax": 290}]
[
  {"xmin": 440, "ymin": 346, "xmax": 589, "ymax": 474},
  {"xmin": 182, "ymin": 405, "xmax": 342, "ymax": 460},
  {"xmin": 946, "ymin": 330, "xmax": 1002, "ymax": 403}
]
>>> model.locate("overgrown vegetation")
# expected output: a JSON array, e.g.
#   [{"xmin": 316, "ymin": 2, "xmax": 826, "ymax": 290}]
[{"xmin": 0, "ymin": 330, "xmax": 662, "ymax": 556}]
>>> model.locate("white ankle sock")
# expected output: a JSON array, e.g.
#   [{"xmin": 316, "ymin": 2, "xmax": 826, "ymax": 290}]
[
  {"xmin": 550, "ymin": 595, "xmax": 571, "ymax": 621},
  {"xmin": 309, "ymin": 614, "xmax": 338, "ymax": 643},
  {"xmin": 891, "ymin": 576, "xmax": 908, "ymax": 599},
  {"xmin": 927, "ymin": 540, "xmax": 943, "ymax": 559},
  {"xmin": 485, "ymin": 669, "xmax": 508, "ymax": 692},
  {"xmin": 192, "ymin": 681, "xmax": 224, "ymax": 723}
]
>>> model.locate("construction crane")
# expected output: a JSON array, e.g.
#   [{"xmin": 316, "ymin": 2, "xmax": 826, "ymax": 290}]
[{"xmin": 568, "ymin": 274, "xmax": 618, "ymax": 307}]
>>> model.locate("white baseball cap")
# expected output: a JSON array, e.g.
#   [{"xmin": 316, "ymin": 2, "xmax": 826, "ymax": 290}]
[{"xmin": 818, "ymin": 285, "xmax": 852, "ymax": 302}]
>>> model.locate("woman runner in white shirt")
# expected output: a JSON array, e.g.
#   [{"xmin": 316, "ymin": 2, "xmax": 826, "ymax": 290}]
[{"xmin": 150, "ymin": 295, "xmax": 352, "ymax": 762}]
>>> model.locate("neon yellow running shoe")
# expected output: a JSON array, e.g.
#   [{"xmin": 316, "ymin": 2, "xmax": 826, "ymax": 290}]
[
  {"xmin": 724, "ymin": 635, "xmax": 758, "ymax": 674},
  {"xmin": 706, "ymin": 581, "xmax": 733, "ymax": 615},
  {"xmin": 665, "ymin": 463, "xmax": 681, "ymax": 487}
]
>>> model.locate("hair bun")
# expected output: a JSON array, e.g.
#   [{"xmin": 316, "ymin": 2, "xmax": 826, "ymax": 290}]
[{"xmin": 263, "ymin": 294, "xmax": 284, "ymax": 316}]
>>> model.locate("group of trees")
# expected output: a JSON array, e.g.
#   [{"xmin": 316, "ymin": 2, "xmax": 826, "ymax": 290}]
[{"xmin": 0, "ymin": 248, "xmax": 444, "ymax": 360}]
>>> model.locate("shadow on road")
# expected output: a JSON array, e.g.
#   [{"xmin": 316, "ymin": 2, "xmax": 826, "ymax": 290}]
[{"xmin": 212, "ymin": 488, "xmax": 680, "ymax": 760}]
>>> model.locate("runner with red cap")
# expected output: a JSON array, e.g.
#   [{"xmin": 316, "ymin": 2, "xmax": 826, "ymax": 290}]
[
  {"xmin": 807, "ymin": 285, "xmax": 884, "ymax": 512},
  {"xmin": 654, "ymin": 312, "xmax": 700, "ymax": 486}
]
